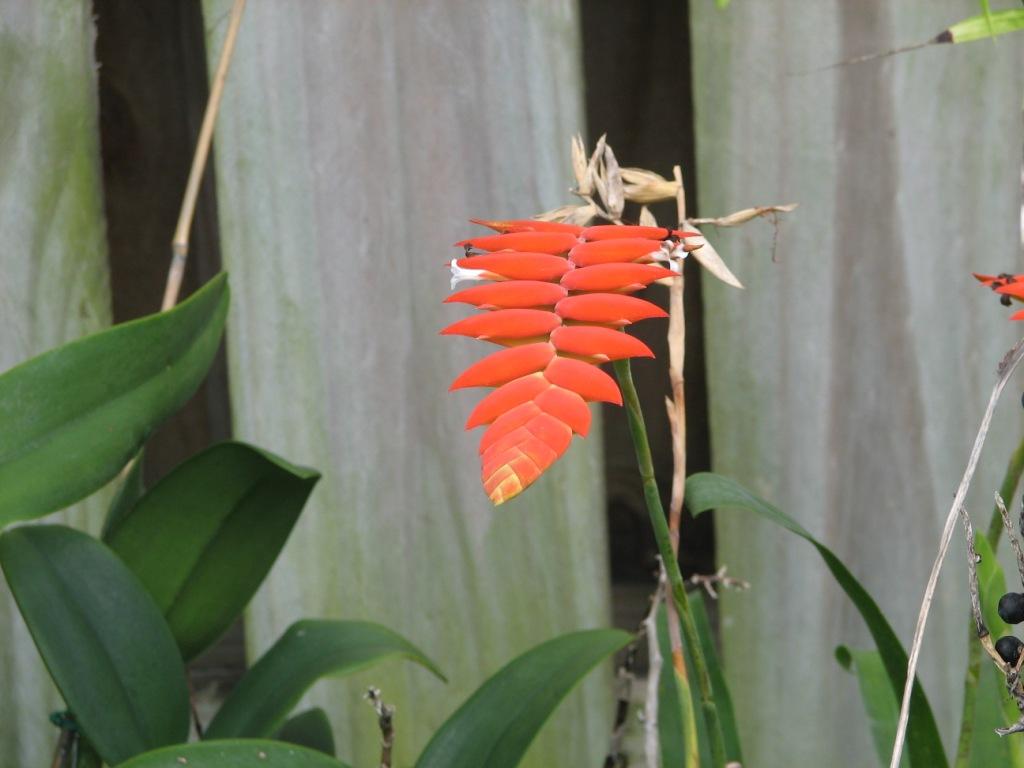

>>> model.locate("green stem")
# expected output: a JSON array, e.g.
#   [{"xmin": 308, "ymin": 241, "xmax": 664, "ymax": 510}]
[
  {"xmin": 954, "ymin": 434, "xmax": 1024, "ymax": 768},
  {"xmin": 613, "ymin": 359, "xmax": 727, "ymax": 768}
]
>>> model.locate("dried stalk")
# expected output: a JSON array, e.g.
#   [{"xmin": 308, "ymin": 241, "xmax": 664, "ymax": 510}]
[
  {"xmin": 889, "ymin": 337, "xmax": 1024, "ymax": 768},
  {"xmin": 604, "ymin": 643, "xmax": 638, "ymax": 768},
  {"xmin": 365, "ymin": 687, "xmax": 395, "ymax": 768},
  {"xmin": 642, "ymin": 576, "xmax": 666, "ymax": 768},
  {"xmin": 161, "ymin": 0, "xmax": 247, "ymax": 311},
  {"xmin": 688, "ymin": 566, "xmax": 750, "ymax": 599},
  {"xmin": 997, "ymin": 493, "xmax": 1024, "ymax": 587}
]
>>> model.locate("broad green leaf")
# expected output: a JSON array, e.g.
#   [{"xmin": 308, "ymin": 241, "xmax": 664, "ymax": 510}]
[
  {"xmin": 105, "ymin": 441, "xmax": 320, "ymax": 660},
  {"xmin": 836, "ymin": 646, "xmax": 908, "ymax": 768},
  {"xmin": 415, "ymin": 629, "xmax": 630, "ymax": 768},
  {"xmin": 274, "ymin": 709, "xmax": 336, "ymax": 757},
  {"xmin": 947, "ymin": 9, "xmax": 1024, "ymax": 43},
  {"xmin": 206, "ymin": 620, "xmax": 444, "ymax": 739},
  {"xmin": 716, "ymin": 0, "xmax": 731, "ymax": 7},
  {"xmin": 116, "ymin": 740, "xmax": 353, "ymax": 768},
  {"xmin": 101, "ymin": 451, "xmax": 145, "ymax": 540},
  {"xmin": 0, "ymin": 525, "xmax": 189, "ymax": 764},
  {"xmin": 686, "ymin": 472, "xmax": 948, "ymax": 768},
  {"xmin": 0, "ymin": 274, "xmax": 229, "ymax": 526}
]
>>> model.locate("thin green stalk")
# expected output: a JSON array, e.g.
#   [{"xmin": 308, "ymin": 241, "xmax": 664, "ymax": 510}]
[
  {"xmin": 954, "ymin": 434, "xmax": 1024, "ymax": 768},
  {"xmin": 613, "ymin": 359, "xmax": 727, "ymax": 768}
]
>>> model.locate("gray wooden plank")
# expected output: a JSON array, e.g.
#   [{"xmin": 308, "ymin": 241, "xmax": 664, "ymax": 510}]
[
  {"xmin": 0, "ymin": 1, "xmax": 112, "ymax": 763},
  {"xmin": 202, "ymin": 2, "xmax": 613, "ymax": 765},
  {"xmin": 690, "ymin": 3, "xmax": 1024, "ymax": 765}
]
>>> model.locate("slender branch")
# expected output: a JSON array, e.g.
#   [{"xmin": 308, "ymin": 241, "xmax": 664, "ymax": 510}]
[
  {"xmin": 614, "ymin": 359, "xmax": 727, "ymax": 768},
  {"xmin": 161, "ymin": 0, "xmax": 247, "ymax": 311},
  {"xmin": 365, "ymin": 687, "xmax": 395, "ymax": 768},
  {"xmin": 998, "ymin": 493, "xmax": 1024, "ymax": 588},
  {"xmin": 890, "ymin": 338, "xmax": 1024, "ymax": 768},
  {"xmin": 641, "ymin": 576, "xmax": 666, "ymax": 768},
  {"xmin": 604, "ymin": 642, "xmax": 637, "ymax": 768},
  {"xmin": 49, "ymin": 730, "xmax": 70, "ymax": 768}
]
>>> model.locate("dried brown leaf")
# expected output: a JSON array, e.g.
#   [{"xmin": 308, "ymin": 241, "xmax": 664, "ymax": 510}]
[
  {"xmin": 686, "ymin": 226, "xmax": 744, "ymax": 289},
  {"xmin": 571, "ymin": 134, "xmax": 589, "ymax": 194},
  {"xmin": 623, "ymin": 179, "xmax": 679, "ymax": 204},
  {"xmin": 534, "ymin": 204, "xmax": 584, "ymax": 222},
  {"xmin": 603, "ymin": 144, "xmax": 625, "ymax": 219},
  {"xmin": 691, "ymin": 203, "xmax": 798, "ymax": 228}
]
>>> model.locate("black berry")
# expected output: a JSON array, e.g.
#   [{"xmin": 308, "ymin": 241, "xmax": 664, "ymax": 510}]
[
  {"xmin": 999, "ymin": 593, "xmax": 1024, "ymax": 624},
  {"xmin": 996, "ymin": 635, "xmax": 1024, "ymax": 665},
  {"xmin": 1002, "ymin": 294, "xmax": 1013, "ymax": 307}
]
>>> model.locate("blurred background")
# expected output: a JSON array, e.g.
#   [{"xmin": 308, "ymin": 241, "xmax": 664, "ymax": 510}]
[{"xmin": 1, "ymin": 1, "xmax": 1022, "ymax": 766}]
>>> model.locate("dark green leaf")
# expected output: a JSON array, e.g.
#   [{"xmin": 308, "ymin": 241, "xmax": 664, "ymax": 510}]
[
  {"xmin": 0, "ymin": 274, "xmax": 229, "ymax": 526},
  {"xmin": 0, "ymin": 525, "xmax": 189, "ymax": 764},
  {"xmin": 656, "ymin": 607, "xmax": 704, "ymax": 768},
  {"xmin": 415, "ymin": 629, "xmax": 631, "ymax": 768},
  {"xmin": 686, "ymin": 472, "xmax": 948, "ymax": 768},
  {"xmin": 101, "ymin": 451, "xmax": 145, "ymax": 540},
  {"xmin": 274, "ymin": 709, "xmax": 336, "ymax": 757},
  {"xmin": 116, "ymin": 740, "xmax": 352, "ymax": 768},
  {"xmin": 691, "ymin": 592, "xmax": 742, "ymax": 763},
  {"xmin": 106, "ymin": 441, "xmax": 319, "ymax": 660},
  {"xmin": 206, "ymin": 620, "xmax": 444, "ymax": 739},
  {"xmin": 836, "ymin": 646, "xmax": 908, "ymax": 768}
]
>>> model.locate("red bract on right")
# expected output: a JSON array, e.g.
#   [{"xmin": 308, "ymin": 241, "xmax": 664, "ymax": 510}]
[
  {"xmin": 444, "ymin": 219, "xmax": 697, "ymax": 505},
  {"xmin": 974, "ymin": 272, "xmax": 1024, "ymax": 320}
]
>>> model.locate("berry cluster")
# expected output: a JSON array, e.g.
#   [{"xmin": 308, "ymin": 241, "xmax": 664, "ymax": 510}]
[
  {"xmin": 996, "ymin": 593, "xmax": 1024, "ymax": 665},
  {"xmin": 444, "ymin": 218, "xmax": 697, "ymax": 504}
]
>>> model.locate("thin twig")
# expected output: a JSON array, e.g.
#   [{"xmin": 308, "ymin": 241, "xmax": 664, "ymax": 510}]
[
  {"xmin": 161, "ymin": 0, "xmax": 247, "ymax": 311},
  {"xmin": 365, "ymin": 687, "xmax": 395, "ymax": 768},
  {"xmin": 997, "ymin": 493, "xmax": 1024, "ymax": 587},
  {"xmin": 641, "ymin": 576, "xmax": 666, "ymax": 768},
  {"xmin": 959, "ymin": 505, "xmax": 986, "ymax": 641},
  {"xmin": 890, "ymin": 337, "xmax": 1024, "ymax": 768},
  {"xmin": 688, "ymin": 566, "xmax": 751, "ymax": 600},
  {"xmin": 49, "ymin": 730, "xmax": 70, "ymax": 768}
]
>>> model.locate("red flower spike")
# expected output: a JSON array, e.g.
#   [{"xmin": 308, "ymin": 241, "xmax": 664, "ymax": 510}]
[
  {"xmin": 470, "ymin": 218, "xmax": 584, "ymax": 235},
  {"xmin": 446, "ymin": 281, "xmax": 568, "ymax": 309},
  {"xmin": 441, "ymin": 309, "xmax": 562, "ymax": 342},
  {"xmin": 449, "ymin": 343, "xmax": 555, "ymax": 390},
  {"xmin": 581, "ymin": 224, "xmax": 700, "ymax": 241},
  {"xmin": 1012, "ymin": 309, "xmax": 1024, "ymax": 321},
  {"xmin": 534, "ymin": 386, "xmax": 591, "ymax": 436},
  {"xmin": 452, "ymin": 253, "xmax": 572, "ymax": 283},
  {"xmin": 446, "ymin": 219, "xmax": 681, "ymax": 504},
  {"xmin": 478, "ymin": 401, "xmax": 546, "ymax": 453},
  {"xmin": 465, "ymin": 374, "xmax": 550, "ymax": 429},
  {"xmin": 544, "ymin": 357, "xmax": 622, "ymax": 404},
  {"xmin": 550, "ymin": 326, "xmax": 654, "ymax": 361},
  {"xmin": 996, "ymin": 282, "xmax": 1024, "ymax": 300},
  {"xmin": 455, "ymin": 232, "xmax": 579, "ymax": 254},
  {"xmin": 560, "ymin": 263, "xmax": 677, "ymax": 293},
  {"xmin": 568, "ymin": 238, "xmax": 667, "ymax": 267},
  {"xmin": 555, "ymin": 293, "xmax": 667, "ymax": 325}
]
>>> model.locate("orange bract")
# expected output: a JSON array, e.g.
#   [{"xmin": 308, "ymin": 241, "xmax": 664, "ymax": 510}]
[
  {"xmin": 975, "ymin": 271, "xmax": 1024, "ymax": 319},
  {"xmin": 446, "ymin": 218, "xmax": 682, "ymax": 504}
]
